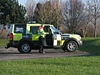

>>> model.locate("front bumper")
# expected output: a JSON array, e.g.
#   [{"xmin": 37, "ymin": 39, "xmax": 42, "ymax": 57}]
[{"xmin": 77, "ymin": 40, "xmax": 83, "ymax": 46}]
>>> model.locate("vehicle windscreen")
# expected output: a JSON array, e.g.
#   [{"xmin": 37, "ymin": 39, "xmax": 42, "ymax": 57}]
[{"xmin": 50, "ymin": 26, "xmax": 61, "ymax": 34}]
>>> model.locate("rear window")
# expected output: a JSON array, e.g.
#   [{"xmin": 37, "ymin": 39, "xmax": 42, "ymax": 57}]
[{"xmin": 14, "ymin": 25, "xmax": 26, "ymax": 33}]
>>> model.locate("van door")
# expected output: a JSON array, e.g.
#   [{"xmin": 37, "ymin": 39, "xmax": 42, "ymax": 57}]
[
  {"xmin": 30, "ymin": 26, "xmax": 39, "ymax": 41},
  {"xmin": 44, "ymin": 26, "xmax": 53, "ymax": 46},
  {"xmin": 50, "ymin": 26, "xmax": 62, "ymax": 47},
  {"xmin": 53, "ymin": 34, "xmax": 61, "ymax": 47}
]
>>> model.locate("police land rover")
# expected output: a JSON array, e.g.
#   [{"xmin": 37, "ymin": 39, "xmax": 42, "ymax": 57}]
[{"xmin": 6, "ymin": 23, "xmax": 82, "ymax": 53}]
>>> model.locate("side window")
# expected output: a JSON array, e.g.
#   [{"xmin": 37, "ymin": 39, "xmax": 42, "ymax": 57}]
[
  {"xmin": 44, "ymin": 26, "xmax": 51, "ymax": 33},
  {"xmin": 30, "ymin": 26, "xmax": 38, "ymax": 34},
  {"xmin": 14, "ymin": 25, "xmax": 26, "ymax": 33}
]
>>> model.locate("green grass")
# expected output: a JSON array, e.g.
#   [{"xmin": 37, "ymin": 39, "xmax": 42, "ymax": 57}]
[
  {"xmin": 0, "ymin": 56, "xmax": 100, "ymax": 75},
  {"xmin": 0, "ymin": 39, "xmax": 8, "ymax": 47},
  {"xmin": 0, "ymin": 38, "xmax": 100, "ymax": 75},
  {"xmin": 79, "ymin": 37, "xmax": 100, "ymax": 55}
]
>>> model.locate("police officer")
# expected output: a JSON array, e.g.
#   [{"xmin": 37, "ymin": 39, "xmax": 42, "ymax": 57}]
[{"xmin": 38, "ymin": 25, "xmax": 46, "ymax": 53}]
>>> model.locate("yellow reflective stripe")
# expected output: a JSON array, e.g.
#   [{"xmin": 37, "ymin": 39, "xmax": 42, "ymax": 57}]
[
  {"xmin": 32, "ymin": 35, "xmax": 39, "ymax": 40},
  {"xmin": 70, "ymin": 35, "xmax": 81, "ymax": 40},
  {"xmin": 60, "ymin": 40, "xmax": 65, "ymax": 45},
  {"xmin": 26, "ymin": 25, "xmax": 30, "ymax": 33},
  {"xmin": 13, "ymin": 33, "xmax": 22, "ymax": 41},
  {"xmin": 27, "ymin": 24, "xmax": 41, "ymax": 26}
]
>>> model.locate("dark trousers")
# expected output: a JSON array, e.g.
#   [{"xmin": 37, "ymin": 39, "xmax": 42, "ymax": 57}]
[{"xmin": 39, "ymin": 37, "xmax": 44, "ymax": 53}]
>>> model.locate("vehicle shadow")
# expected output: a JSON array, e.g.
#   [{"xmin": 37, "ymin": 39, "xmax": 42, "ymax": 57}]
[{"xmin": 0, "ymin": 49, "xmax": 65, "ymax": 55}]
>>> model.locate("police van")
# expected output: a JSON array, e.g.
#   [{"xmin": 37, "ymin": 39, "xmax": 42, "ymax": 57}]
[{"xmin": 6, "ymin": 23, "xmax": 82, "ymax": 53}]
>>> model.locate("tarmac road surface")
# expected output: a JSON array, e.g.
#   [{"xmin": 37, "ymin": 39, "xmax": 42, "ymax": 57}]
[{"xmin": 0, "ymin": 47, "xmax": 89, "ymax": 61}]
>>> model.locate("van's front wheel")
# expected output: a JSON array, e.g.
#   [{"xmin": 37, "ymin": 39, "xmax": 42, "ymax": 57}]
[
  {"xmin": 18, "ymin": 43, "xmax": 31, "ymax": 53},
  {"xmin": 63, "ymin": 41, "xmax": 78, "ymax": 52}
]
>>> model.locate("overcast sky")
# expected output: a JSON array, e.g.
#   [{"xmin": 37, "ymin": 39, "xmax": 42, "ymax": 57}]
[
  {"xmin": 18, "ymin": 0, "xmax": 27, "ymax": 6},
  {"xmin": 18, "ymin": 0, "xmax": 66, "ymax": 6},
  {"xmin": 18, "ymin": 0, "xmax": 87, "ymax": 6}
]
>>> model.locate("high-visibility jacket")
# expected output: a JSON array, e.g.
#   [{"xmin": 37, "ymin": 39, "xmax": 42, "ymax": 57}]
[{"xmin": 38, "ymin": 25, "xmax": 45, "ymax": 35}]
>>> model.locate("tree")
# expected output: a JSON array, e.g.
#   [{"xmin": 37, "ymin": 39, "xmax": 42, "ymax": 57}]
[
  {"xmin": 34, "ymin": 0, "xmax": 63, "ymax": 28},
  {"xmin": 50, "ymin": 0, "xmax": 64, "ymax": 28},
  {"xmin": 87, "ymin": 0, "xmax": 100, "ymax": 37},
  {"xmin": 78, "ymin": 1, "xmax": 93, "ymax": 37},
  {"xmin": 10, "ymin": 1, "xmax": 26, "ymax": 23},
  {"xmin": 25, "ymin": 0, "xmax": 37, "ymax": 21},
  {"xmin": 63, "ymin": 0, "xmax": 84, "ymax": 33},
  {"xmin": 0, "ymin": 0, "xmax": 26, "ymax": 24}
]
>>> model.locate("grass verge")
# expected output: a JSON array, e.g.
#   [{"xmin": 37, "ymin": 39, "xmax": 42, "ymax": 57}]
[
  {"xmin": 0, "ymin": 38, "xmax": 100, "ymax": 75},
  {"xmin": 0, "ymin": 56, "xmax": 100, "ymax": 75},
  {"xmin": 0, "ymin": 39, "xmax": 8, "ymax": 47},
  {"xmin": 79, "ymin": 37, "xmax": 100, "ymax": 55}
]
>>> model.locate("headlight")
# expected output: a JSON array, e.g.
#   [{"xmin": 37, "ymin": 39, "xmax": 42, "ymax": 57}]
[{"xmin": 76, "ymin": 35, "xmax": 81, "ymax": 40}]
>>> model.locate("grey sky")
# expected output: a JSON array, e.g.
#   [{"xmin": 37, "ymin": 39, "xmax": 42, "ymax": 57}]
[{"xmin": 18, "ymin": 0, "xmax": 88, "ymax": 6}]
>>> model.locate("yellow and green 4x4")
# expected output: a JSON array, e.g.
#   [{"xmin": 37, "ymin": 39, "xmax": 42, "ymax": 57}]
[{"xmin": 6, "ymin": 23, "xmax": 82, "ymax": 53}]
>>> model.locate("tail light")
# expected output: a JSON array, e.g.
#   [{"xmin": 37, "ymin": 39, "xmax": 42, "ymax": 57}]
[{"xmin": 8, "ymin": 33, "xmax": 13, "ymax": 40}]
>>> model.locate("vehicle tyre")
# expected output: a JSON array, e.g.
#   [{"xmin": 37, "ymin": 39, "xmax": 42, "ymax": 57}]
[
  {"xmin": 18, "ymin": 43, "xmax": 31, "ymax": 53},
  {"xmin": 63, "ymin": 41, "xmax": 78, "ymax": 52}
]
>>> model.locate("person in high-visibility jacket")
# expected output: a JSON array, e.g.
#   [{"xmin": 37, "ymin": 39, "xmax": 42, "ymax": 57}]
[
  {"xmin": 38, "ymin": 25, "xmax": 46, "ymax": 53},
  {"xmin": 38, "ymin": 25, "xmax": 45, "ymax": 35}
]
